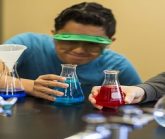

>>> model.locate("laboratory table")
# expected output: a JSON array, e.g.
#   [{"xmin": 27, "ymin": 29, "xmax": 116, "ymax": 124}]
[{"xmin": 0, "ymin": 97, "xmax": 165, "ymax": 139}]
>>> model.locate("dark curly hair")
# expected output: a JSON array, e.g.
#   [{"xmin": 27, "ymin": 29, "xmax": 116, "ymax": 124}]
[{"xmin": 54, "ymin": 2, "xmax": 116, "ymax": 38}]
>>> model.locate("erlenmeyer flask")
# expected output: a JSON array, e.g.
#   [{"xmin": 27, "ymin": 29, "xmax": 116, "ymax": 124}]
[
  {"xmin": 0, "ymin": 44, "xmax": 27, "ymax": 101},
  {"xmin": 54, "ymin": 64, "xmax": 84, "ymax": 105},
  {"xmin": 95, "ymin": 70, "xmax": 125, "ymax": 108}
]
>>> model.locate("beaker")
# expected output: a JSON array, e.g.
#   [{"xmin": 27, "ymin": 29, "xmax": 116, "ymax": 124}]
[
  {"xmin": 153, "ymin": 96, "xmax": 165, "ymax": 127},
  {"xmin": 0, "ymin": 44, "xmax": 27, "ymax": 101},
  {"xmin": 95, "ymin": 70, "xmax": 125, "ymax": 108},
  {"xmin": 53, "ymin": 64, "xmax": 84, "ymax": 105}
]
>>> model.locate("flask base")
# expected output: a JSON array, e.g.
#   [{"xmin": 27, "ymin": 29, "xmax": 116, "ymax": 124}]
[
  {"xmin": 96, "ymin": 101, "xmax": 125, "ymax": 108},
  {"xmin": 52, "ymin": 96, "xmax": 84, "ymax": 105},
  {"xmin": 0, "ymin": 90, "xmax": 26, "ymax": 102}
]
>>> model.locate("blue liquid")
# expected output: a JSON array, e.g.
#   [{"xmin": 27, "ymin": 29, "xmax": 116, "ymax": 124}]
[
  {"xmin": 0, "ymin": 89, "xmax": 26, "ymax": 101},
  {"xmin": 53, "ymin": 78, "xmax": 84, "ymax": 105},
  {"xmin": 154, "ymin": 109, "xmax": 165, "ymax": 127}
]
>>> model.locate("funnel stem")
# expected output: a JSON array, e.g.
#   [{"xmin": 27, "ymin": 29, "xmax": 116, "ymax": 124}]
[
  {"xmin": 11, "ymin": 72, "xmax": 16, "ymax": 95},
  {"xmin": 4, "ymin": 71, "xmax": 8, "ymax": 94}
]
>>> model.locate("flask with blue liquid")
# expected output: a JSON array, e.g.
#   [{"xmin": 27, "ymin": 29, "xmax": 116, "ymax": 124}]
[{"xmin": 53, "ymin": 64, "xmax": 84, "ymax": 105}]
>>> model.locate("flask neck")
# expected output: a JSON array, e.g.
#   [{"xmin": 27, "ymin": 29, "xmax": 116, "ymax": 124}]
[
  {"xmin": 60, "ymin": 64, "xmax": 77, "ymax": 78},
  {"xmin": 102, "ymin": 70, "xmax": 120, "ymax": 86}
]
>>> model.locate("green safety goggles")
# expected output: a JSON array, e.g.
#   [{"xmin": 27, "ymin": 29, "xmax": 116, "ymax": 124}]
[{"xmin": 53, "ymin": 33, "xmax": 112, "ymax": 45}]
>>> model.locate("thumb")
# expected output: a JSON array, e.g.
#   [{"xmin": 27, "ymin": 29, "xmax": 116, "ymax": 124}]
[{"xmin": 124, "ymin": 93, "xmax": 135, "ymax": 104}]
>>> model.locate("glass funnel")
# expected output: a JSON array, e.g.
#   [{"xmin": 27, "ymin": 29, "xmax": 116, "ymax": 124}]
[
  {"xmin": 95, "ymin": 70, "xmax": 125, "ymax": 108},
  {"xmin": 53, "ymin": 64, "xmax": 84, "ymax": 105},
  {"xmin": 0, "ymin": 44, "xmax": 27, "ymax": 101}
]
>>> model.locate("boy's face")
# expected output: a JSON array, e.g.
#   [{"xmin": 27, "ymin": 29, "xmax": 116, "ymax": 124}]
[{"xmin": 55, "ymin": 20, "xmax": 108, "ymax": 65}]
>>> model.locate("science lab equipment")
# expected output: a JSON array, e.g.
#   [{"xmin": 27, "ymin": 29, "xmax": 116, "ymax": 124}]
[
  {"xmin": 153, "ymin": 96, "xmax": 165, "ymax": 127},
  {"xmin": 66, "ymin": 113, "xmax": 111, "ymax": 139},
  {"xmin": 0, "ymin": 96, "xmax": 17, "ymax": 117},
  {"xmin": 95, "ymin": 70, "xmax": 125, "ymax": 108},
  {"xmin": 66, "ymin": 113, "xmax": 131, "ymax": 139},
  {"xmin": 0, "ymin": 44, "xmax": 27, "ymax": 100},
  {"xmin": 53, "ymin": 64, "xmax": 84, "ymax": 105}
]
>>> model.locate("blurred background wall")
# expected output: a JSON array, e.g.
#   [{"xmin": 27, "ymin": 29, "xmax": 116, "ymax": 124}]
[
  {"xmin": 0, "ymin": 0, "xmax": 3, "ymax": 43},
  {"xmin": 1, "ymin": 0, "xmax": 165, "ymax": 81}
]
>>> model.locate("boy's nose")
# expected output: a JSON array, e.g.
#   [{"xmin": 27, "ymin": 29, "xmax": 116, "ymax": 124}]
[
  {"xmin": 72, "ymin": 46, "xmax": 87, "ymax": 53},
  {"xmin": 72, "ymin": 42, "xmax": 88, "ymax": 51}
]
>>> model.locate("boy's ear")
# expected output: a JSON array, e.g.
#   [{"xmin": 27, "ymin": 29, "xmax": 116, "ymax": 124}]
[
  {"xmin": 111, "ymin": 37, "xmax": 116, "ymax": 42},
  {"xmin": 51, "ymin": 29, "xmax": 55, "ymax": 34}
]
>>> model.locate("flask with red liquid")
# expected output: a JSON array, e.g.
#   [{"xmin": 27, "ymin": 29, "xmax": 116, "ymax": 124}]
[{"xmin": 95, "ymin": 70, "xmax": 125, "ymax": 108}]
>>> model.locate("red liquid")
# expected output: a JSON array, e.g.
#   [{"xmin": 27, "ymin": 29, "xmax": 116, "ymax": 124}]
[{"xmin": 95, "ymin": 85, "xmax": 125, "ymax": 108}]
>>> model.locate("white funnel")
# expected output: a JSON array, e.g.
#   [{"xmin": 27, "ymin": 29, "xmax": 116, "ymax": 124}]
[{"xmin": 0, "ymin": 44, "xmax": 27, "ymax": 71}]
